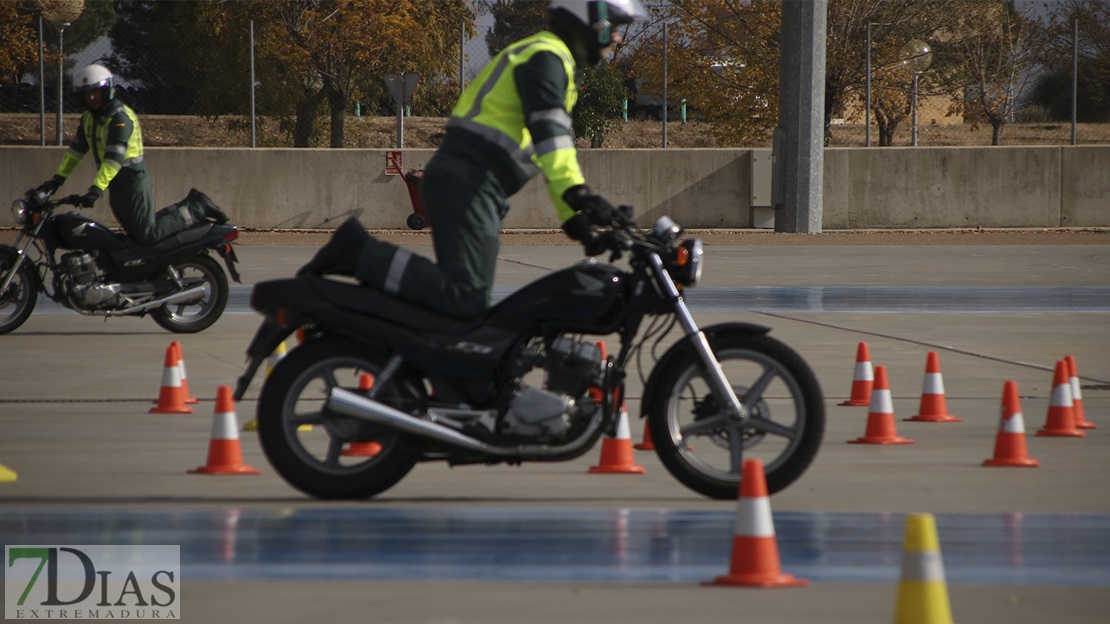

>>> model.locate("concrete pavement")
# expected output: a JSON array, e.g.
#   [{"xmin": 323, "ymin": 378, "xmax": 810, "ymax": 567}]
[{"xmin": 1, "ymin": 237, "xmax": 1108, "ymax": 623}]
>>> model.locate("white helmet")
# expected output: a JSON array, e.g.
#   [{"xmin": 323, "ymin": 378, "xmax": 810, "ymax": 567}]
[
  {"xmin": 549, "ymin": 0, "xmax": 647, "ymax": 65},
  {"xmin": 73, "ymin": 63, "xmax": 114, "ymax": 96}
]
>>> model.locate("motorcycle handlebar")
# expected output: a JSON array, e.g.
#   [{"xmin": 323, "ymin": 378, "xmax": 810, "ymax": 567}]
[
  {"xmin": 21, "ymin": 192, "xmax": 83, "ymax": 210},
  {"xmin": 613, "ymin": 205, "xmax": 634, "ymax": 228}
]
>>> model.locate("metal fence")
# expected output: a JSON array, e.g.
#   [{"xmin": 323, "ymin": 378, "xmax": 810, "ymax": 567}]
[{"xmin": 4, "ymin": 8, "xmax": 1108, "ymax": 149}]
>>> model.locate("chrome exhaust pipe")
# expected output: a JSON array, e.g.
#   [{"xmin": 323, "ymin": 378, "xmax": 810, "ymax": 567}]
[
  {"xmin": 327, "ymin": 387, "xmax": 502, "ymax": 455},
  {"xmin": 326, "ymin": 387, "xmax": 606, "ymax": 459},
  {"xmin": 104, "ymin": 285, "xmax": 208, "ymax": 316}
]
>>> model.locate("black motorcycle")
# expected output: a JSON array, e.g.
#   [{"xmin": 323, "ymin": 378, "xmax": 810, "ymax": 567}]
[
  {"xmin": 0, "ymin": 190, "xmax": 240, "ymax": 334},
  {"xmin": 235, "ymin": 211, "xmax": 824, "ymax": 500}
]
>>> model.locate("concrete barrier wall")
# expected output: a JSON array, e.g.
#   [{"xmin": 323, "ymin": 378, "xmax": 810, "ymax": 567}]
[{"xmin": 2, "ymin": 145, "xmax": 1106, "ymax": 230}]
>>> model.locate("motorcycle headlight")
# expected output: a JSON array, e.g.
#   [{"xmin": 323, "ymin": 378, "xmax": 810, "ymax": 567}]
[
  {"xmin": 11, "ymin": 199, "xmax": 27, "ymax": 225},
  {"xmin": 668, "ymin": 238, "xmax": 703, "ymax": 287},
  {"xmin": 652, "ymin": 216, "xmax": 684, "ymax": 244}
]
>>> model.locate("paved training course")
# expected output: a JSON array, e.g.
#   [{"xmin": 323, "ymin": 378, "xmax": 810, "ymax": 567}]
[{"xmin": 1, "ymin": 236, "xmax": 1108, "ymax": 623}]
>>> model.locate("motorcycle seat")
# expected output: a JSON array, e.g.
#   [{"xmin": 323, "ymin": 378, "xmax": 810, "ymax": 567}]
[
  {"xmin": 126, "ymin": 223, "xmax": 214, "ymax": 253},
  {"xmin": 303, "ymin": 276, "xmax": 488, "ymax": 335}
]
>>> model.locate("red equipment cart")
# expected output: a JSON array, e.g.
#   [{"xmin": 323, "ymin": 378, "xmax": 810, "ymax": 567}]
[{"xmin": 402, "ymin": 169, "xmax": 429, "ymax": 230}]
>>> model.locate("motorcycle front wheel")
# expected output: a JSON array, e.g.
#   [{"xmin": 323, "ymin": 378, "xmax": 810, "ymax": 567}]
[
  {"xmin": 648, "ymin": 332, "xmax": 825, "ymax": 499},
  {"xmin": 0, "ymin": 251, "xmax": 39, "ymax": 335},
  {"xmin": 257, "ymin": 337, "xmax": 420, "ymax": 500},
  {"xmin": 150, "ymin": 254, "xmax": 227, "ymax": 333}
]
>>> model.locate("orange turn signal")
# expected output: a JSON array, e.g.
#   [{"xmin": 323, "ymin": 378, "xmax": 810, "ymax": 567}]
[{"xmin": 675, "ymin": 245, "xmax": 689, "ymax": 267}]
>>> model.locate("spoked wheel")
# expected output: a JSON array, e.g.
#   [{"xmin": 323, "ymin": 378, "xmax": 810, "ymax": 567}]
[
  {"xmin": 648, "ymin": 332, "xmax": 825, "ymax": 499},
  {"xmin": 256, "ymin": 337, "xmax": 421, "ymax": 500},
  {"xmin": 150, "ymin": 254, "xmax": 227, "ymax": 333},
  {"xmin": 0, "ymin": 251, "xmax": 39, "ymax": 335}
]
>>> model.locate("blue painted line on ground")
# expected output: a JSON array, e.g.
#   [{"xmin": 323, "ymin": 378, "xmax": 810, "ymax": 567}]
[
  {"xmin": 35, "ymin": 285, "xmax": 1109, "ymax": 315},
  {"xmin": 2, "ymin": 508, "xmax": 1107, "ymax": 586}
]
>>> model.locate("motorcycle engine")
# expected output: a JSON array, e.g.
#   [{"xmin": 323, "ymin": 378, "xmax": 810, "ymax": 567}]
[
  {"xmin": 501, "ymin": 337, "xmax": 604, "ymax": 441},
  {"xmin": 60, "ymin": 252, "xmax": 121, "ymax": 308}
]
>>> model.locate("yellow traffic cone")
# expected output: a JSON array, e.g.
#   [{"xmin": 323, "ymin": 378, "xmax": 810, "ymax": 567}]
[{"xmin": 894, "ymin": 513, "xmax": 953, "ymax": 624}]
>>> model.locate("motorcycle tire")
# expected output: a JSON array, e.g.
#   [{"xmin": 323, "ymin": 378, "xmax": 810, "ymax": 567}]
[
  {"xmin": 256, "ymin": 337, "xmax": 420, "ymax": 500},
  {"xmin": 647, "ymin": 332, "xmax": 825, "ymax": 499},
  {"xmin": 150, "ymin": 254, "xmax": 228, "ymax": 333},
  {"xmin": 0, "ymin": 249, "xmax": 39, "ymax": 335}
]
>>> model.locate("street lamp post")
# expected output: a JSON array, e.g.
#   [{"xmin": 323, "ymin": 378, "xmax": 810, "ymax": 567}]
[
  {"xmin": 37, "ymin": 15, "xmax": 45, "ymax": 145},
  {"xmin": 865, "ymin": 22, "xmax": 891, "ymax": 147},
  {"xmin": 899, "ymin": 40, "xmax": 933, "ymax": 147},
  {"xmin": 40, "ymin": 0, "xmax": 85, "ymax": 146}
]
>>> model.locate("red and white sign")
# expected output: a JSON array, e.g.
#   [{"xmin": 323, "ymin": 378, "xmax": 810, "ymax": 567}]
[{"xmin": 385, "ymin": 151, "xmax": 402, "ymax": 176}]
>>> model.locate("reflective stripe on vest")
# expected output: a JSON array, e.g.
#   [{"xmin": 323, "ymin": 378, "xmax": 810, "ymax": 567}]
[{"xmin": 447, "ymin": 32, "xmax": 577, "ymax": 182}]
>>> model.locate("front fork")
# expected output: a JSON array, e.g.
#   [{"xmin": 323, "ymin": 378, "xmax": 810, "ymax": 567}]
[
  {"xmin": 648, "ymin": 254, "xmax": 747, "ymax": 421},
  {"xmin": 0, "ymin": 232, "xmax": 39, "ymax": 296}
]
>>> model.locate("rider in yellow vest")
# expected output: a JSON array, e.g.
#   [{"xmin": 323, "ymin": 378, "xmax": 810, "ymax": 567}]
[
  {"xmin": 300, "ymin": 0, "xmax": 647, "ymax": 318},
  {"xmin": 33, "ymin": 64, "xmax": 227, "ymax": 245}
]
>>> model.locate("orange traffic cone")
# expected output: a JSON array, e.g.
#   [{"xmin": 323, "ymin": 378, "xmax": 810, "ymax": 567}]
[
  {"xmin": 172, "ymin": 341, "xmax": 200, "ymax": 405},
  {"xmin": 1066, "ymin": 356, "xmax": 1096, "ymax": 429},
  {"xmin": 342, "ymin": 373, "xmax": 383, "ymax": 457},
  {"xmin": 849, "ymin": 366, "xmax": 914, "ymax": 445},
  {"xmin": 1037, "ymin": 360, "xmax": 1085, "ymax": 438},
  {"xmin": 839, "ymin": 342, "xmax": 874, "ymax": 406},
  {"xmin": 189, "ymin": 386, "xmax": 261, "ymax": 475},
  {"xmin": 906, "ymin": 352, "xmax": 962, "ymax": 422},
  {"xmin": 633, "ymin": 418, "xmax": 655, "ymax": 451},
  {"xmin": 589, "ymin": 400, "xmax": 645, "ymax": 474},
  {"xmin": 703, "ymin": 459, "xmax": 808, "ymax": 588},
  {"xmin": 150, "ymin": 344, "xmax": 193, "ymax": 414},
  {"xmin": 983, "ymin": 381, "xmax": 1039, "ymax": 467}
]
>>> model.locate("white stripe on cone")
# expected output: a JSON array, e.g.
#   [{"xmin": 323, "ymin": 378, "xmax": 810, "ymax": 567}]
[
  {"xmin": 1070, "ymin": 374, "xmax": 1083, "ymax": 403},
  {"xmin": 1002, "ymin": 410, "xmax": 1025, "ymax": 434},
  {"xmin": 922, "ymin": 372, "xmax": 945, "ymax": 395},
  {"xmin": 210, "ymin": 411, "xmax": 240, "ymax": 441},
  {"xmin": 872, "ymin": 386, "xmax": 894, "ymax": 414},
  {"xmin": 736, "ymin": 497, "xmax": 775, "ymax": 538},
  {"xmin": 854, "ymin": 360, "xmax": 874, "ymax": 381},
  {"xmin": 900, "ymin": 550, "xmax": 946, "ymax": 582},
  {"xmin": 615, "ymin": 409, "xmax": 631, "ymax": 439},
  {"xmin": 1050, "ymin": 377, "xmax": 1074, "ymax": 408},
  {"xmin": 160, "ymin": 362, "xmax": 182, "ymax": 387}
]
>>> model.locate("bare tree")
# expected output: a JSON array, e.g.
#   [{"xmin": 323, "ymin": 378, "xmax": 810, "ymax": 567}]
[{"xmin": 944, "ymin": 0, "xmax": 1039, "ymax": 145}]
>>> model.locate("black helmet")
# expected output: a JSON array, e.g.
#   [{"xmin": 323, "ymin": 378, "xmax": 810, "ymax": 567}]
[{"xmin": 549, "ymin": 0, "xmax": 647, "ymax": 66}]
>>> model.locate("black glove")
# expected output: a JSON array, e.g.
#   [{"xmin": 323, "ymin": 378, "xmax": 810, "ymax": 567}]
[
  {"xmin": 79, "ymin": 186, "xmax": 103, "ymax": 208},
  {"xmin": 561, "ymin": 213, "xmax": 607, "ymax": 257},
  {"xmin": 562, "ymin": 184, "xmax": 615, "ymax": 226},
  {"xmin": 33, "ymin": 175, "xmax": 65, "ymax": 198}
]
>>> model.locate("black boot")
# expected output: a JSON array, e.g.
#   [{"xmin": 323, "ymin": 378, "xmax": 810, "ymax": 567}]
[
  {"xmin": 297, "ymin": 218, "xmax": 370, "ymax": 276},
  {"xmin": 188, "ymin": 188, "xmax": 229, "ymax": 224}
]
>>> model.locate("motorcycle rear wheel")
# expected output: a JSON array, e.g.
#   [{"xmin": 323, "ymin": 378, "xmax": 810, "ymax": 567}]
[
  {"xmin": 257, "ymin": 337, "xmax": 420, "ymax": 500},
  {"xmin": 0, "ymin": 252, "xmax": 39, "ymax": 335},
  {"xmin": 648, "ymin": 332, "xmax": 825, "ymax": 499},
  {"xmin": 150, "ymin": 254, "xmax": 227, "ymax": 333}
]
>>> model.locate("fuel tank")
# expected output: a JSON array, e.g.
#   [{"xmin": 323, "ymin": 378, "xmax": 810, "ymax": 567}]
[
  {"xmin": 487, "ymin": 261, "xmax": 627, "ymax": 330},
  {"xmin": 46, "ymin": 213, "xmax": 126, "ymax": 253}
]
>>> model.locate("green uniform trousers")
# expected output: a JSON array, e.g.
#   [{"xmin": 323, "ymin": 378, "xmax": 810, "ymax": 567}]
[
  {"xmin": 109, "ymin": 167, "xmax": 207, "ymax": 245},
  {"xmin": 354, "ymin": 151, "xmax": 509, "ymax": 318}
]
